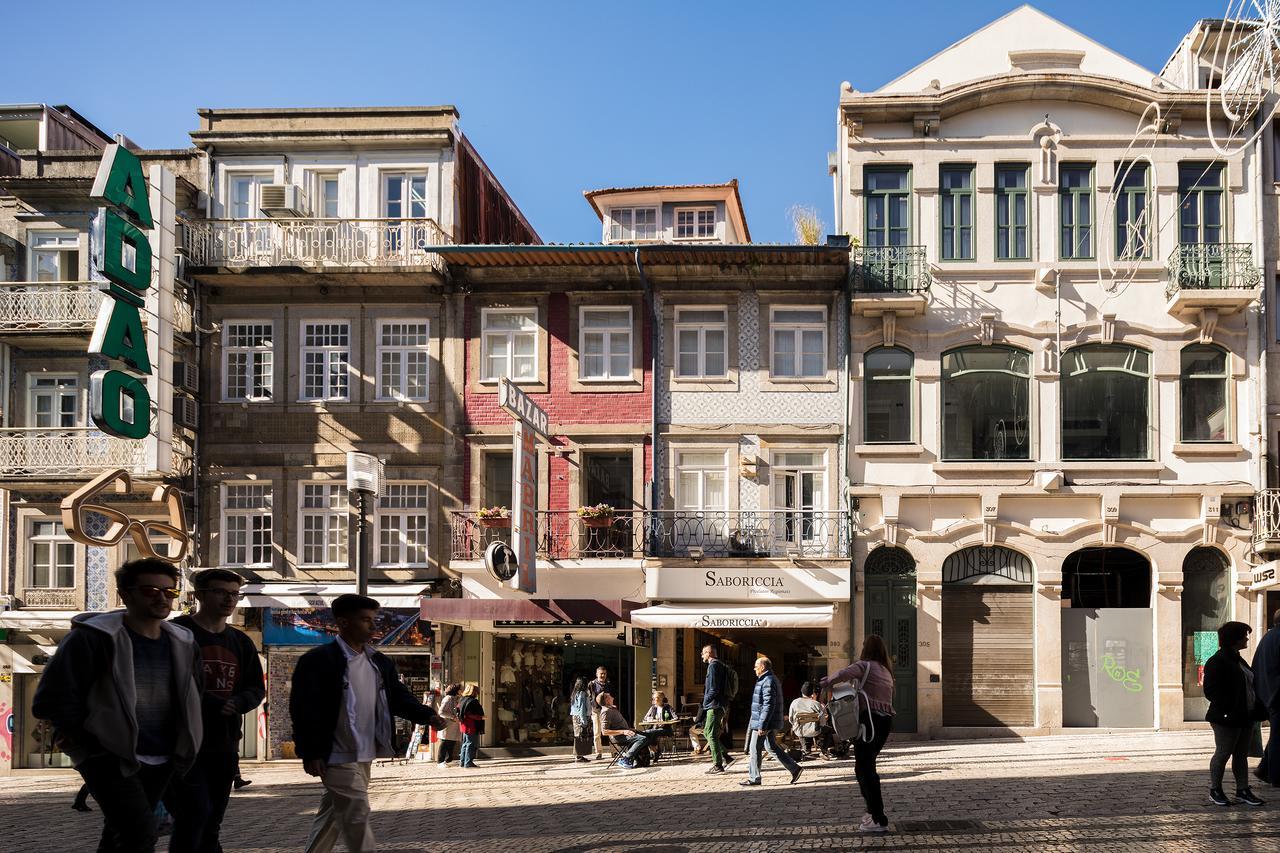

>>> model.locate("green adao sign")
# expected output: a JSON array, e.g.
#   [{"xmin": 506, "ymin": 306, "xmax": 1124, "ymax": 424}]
[{"xmin": 89, "ymin": 145, "xmax": 154, "ymax": 439}]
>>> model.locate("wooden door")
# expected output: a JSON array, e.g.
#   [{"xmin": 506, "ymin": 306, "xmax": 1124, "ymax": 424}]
[{"xmin": 865, "ymin": 574, "xmax": 917, "ymax": 731}]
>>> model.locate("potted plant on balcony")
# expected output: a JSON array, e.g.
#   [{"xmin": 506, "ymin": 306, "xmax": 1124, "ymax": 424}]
[
  {"xmin": 477, "ymin": 506, "xmax": 511, "ymax": 529},
  {"xmin": 577, "ymin": 503, "xmax": 615, "ymax": 529}
]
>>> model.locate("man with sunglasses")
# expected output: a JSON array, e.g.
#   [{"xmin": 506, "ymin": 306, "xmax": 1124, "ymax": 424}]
[
  {"xmin": 33, "ymin": 557, "xmax": 204, "ymax": 852},
  {"xmin": 168, "ymin": 569, "xmax": 264, "ymax": 852}
]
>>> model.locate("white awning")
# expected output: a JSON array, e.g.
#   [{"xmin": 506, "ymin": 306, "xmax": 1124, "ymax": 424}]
[
  {"xmin": 10, "ymin": 643, "xmax": 61, "ymax": 673},
  {"xmin": 629, "ymin": 603, "xmax": 834, "ymax": 629},
  {"xmin": 238, "ymin": 583, "xmax": 429, "ymax": 609},
  {"xmin": 0, "ymin": 610, "xmax": 81, "ymax": 631}
]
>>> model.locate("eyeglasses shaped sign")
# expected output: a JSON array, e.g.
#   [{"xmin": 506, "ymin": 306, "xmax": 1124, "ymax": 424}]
[{"xmin": 61, "ymin": 468, "xmax": 191, "ymax": 563}]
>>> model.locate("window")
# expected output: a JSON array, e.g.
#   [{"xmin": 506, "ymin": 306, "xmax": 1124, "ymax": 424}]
[
  {"xmin": 772, "ymin": 451, "xmax": 825, "ymax": 546},
  {"xmin": 676, "ymin": 450, "xmax": 728, "ymax": 511},
  {"xmin": 383, "ymin": 173, "xmax": 428, "ymax": 219},
  {"xmin": 377, "ymin": 320, "xmax": 430, "ymax": 401},
  {"xmin": 1180, "ymin": 345, "xmax": 1229, "ymax": 442},
  {"xmin": 29, "ymin": 520, "xmax": 74, "ymax": 588},
  {"xmin": 1179, "ymin": 163, "xmax": 1225, "ymax": 244},
  {"xmin": 674, "ymin": 307, "xmax": 727, "ymax": 379},
  {"xmin": 314, "ymin": 173, "xmax": 340, "ymax": 218},
  {"xmin": 300, "ymin": 322, "xmax": 350, "ymax": 401},
  {"xmin": 481, "ymin": 309, "xmax": 537, "ymax": 382},
  {"xmin": 770, "ymin": 307, "xmax": 826, "ymax": 378},
  {"xmin": 377, "ymin": 483, "xmax": 430, "ymax": 566},
  {"xmin": 483, "ymin": 452, "xmax": 513, "ymax": 509},
  {"xmin": 1059, "ymin": 165, "xmax": 1094, "ymax": 259},
  {"xmin": 940, "ymin": 166, "xmax": 974, "ymax": 260},
  {"xmin": 223, "ymin": 322, "xmax": 273, "ymax": 402},
  {"xmin": 1113, "ymin": 162, "xmax": 1150, "ymax": 260},
  {"xmin": 941, "ymin": 346, "xmax": 1031, "ymax": 460},
  {"xmin": 995, "ymin": 165, "xmax": 1030, "ymax": 260},
  {"xmin": 609, "ymin": 208, "xmax": 657, "ymax": 241},
  {"xmin": 579, "ymin": 307, "xmax": 631, "ymax": 380},
  {"xmin": 864, "ymin": 347, "xmax": 913, "ymax": 443},
  {"xmin": 29, "ymin": 375, "xmax": 79, "ymax": 428},
  {"xmin": 674, "ymin": 208, "xmax": 716, "ymax": 240},
  {"xmin": 30, "ymin": 231, "xmax": 80, "ymax": 281},
  {"xmin": 300, "ymin": 483, "xmax": 348, "ymax": 566},
  {"xmin": 865, "ymin": 168, "xmax": 910, "ymax": 247},
  {"xmin": 228, "ymin": 173, "xmax": 273, "ymax": 219},
  {"xmin": 1061, "ymin": 345, "xmax": 1150, "ymax": 460},
  {"xmin": 222, "ymin": 484, "xmax": 272, "ymax": 567}
]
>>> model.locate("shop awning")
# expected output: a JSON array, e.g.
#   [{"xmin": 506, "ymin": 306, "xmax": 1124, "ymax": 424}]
[
  {"xmin": 419, "ymin": 598, "xmax": 641, "ymax": 625},
  {"xmin": 238, "ymin": 583, "xmax": 430, "ymax": 609},
  {"xmin": 0, "ymin": 610, "xmax": 82, "ymax": 631},
  {"xmin": 10, "ymin": 643, "xmax": 61, "ymax": 672},
  {"xmin": 629, "ymin": 603, "xmax": 835, "ymax": 629}
]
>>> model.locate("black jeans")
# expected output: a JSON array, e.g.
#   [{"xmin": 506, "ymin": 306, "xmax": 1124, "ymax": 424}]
[
  {"xmin": 854, "ymin": 713, "xmax": 894, "ymax": 827},
  {"xmin": 438, "ymin": 739, "xmax": 458, "ymax": 763},
  {"xmin": 1257, "ymin": 707, "xmax": 1280, "ymax": 786},
  {"xmin": 77, "ymin": 756, "xmax": 173, "ymax": 853},
  {"xmin": 165, "ymin": 750, "xmax": 238, "ymax": 853}
]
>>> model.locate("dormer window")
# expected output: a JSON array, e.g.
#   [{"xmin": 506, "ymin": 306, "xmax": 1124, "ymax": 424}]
[
  {"xmin": 609, "ymin": 207, "xmax": 657, "ymax": 241},
  {"xmin": 675, "ymin": 207, "xmax": 716, "ymax": 240}
]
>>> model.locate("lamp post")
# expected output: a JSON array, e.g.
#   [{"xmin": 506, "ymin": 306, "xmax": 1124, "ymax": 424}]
[{"xmin": 346, "ymin": 452, "xmax": 383, "ymax": 597}]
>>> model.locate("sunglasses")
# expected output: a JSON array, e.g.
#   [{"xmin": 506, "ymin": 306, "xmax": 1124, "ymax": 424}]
[{"xmin": 126, "ymin": 584, "xmax": 181, "ymax": 600}]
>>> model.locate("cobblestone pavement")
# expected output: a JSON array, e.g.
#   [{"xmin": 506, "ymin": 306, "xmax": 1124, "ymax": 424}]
[{"xmin": 3, "ymin": 730, "xmax": 1280, "ymax": 852}]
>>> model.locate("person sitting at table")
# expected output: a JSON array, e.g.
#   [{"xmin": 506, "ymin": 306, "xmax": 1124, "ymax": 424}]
[
  {"xmin": 598, "ymin": 692, "xmax": 657, "ymax": 769},
  {"xmin": 641, "ymin": 690, "xmax": 678, "ymax": 763}
]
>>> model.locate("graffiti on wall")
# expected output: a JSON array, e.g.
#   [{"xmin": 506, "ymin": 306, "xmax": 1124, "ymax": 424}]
[{"xmin": 0, "ymin": 702, "xmax": 13, "ymax": 764}]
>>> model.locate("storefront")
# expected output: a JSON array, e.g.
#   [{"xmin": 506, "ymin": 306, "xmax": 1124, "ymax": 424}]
[{"xmin": 0, "ymin": 611, "xmax": 78, "ymax": 771}]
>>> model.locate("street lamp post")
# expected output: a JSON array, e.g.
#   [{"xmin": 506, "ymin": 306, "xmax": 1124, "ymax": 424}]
[{"xmin": 346, "ymin": 452, "xmax": 384, "ymax": 597}]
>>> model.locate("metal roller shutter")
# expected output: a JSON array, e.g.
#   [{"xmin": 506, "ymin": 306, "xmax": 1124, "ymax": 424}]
[{"xmin": 942, "ymin": 585, "xmax": 1034, "ymax": 726}]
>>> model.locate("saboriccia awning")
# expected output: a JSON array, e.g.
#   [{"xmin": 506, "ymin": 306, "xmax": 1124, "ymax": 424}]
[
  {"xmin": 0, "ymin": 610, "xmax": 82, "ymax": 631},
  {"xmin": 628, "ymin": 603, "xmax": 834, "ymax": 629},
  {"xmin": 238, "ymin": 583, "xmax": 429, "ymax": 609}
]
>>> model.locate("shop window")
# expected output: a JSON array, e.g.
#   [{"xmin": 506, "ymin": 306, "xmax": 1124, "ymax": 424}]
[
  {"xmin": 940, "ymin": 346, "xmax": 1031, "ymax": 460},
  {"xmin": 864, "ymin": 347, "xmax": 913, "ymax": 443},
  {"xmin": 1061, "ymin": 345, "xmax": 1150, "ymax": 460},
  {"xmin": 1181, "ymin": 547, "xmax": 1231, "ymax": 720},
  {"xmin": 1061, "ymin": 547, "xmax": 1151, "ymax": 608}
]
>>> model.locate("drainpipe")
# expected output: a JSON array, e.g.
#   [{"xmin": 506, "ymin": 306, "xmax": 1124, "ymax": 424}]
[
  {"xmin": 635, "ymin": 248, "xmax": 658, "ymax": 531},
  {"xmin": 1254, "ymin": 130, "xmax": 1268, "ymax": 500}
]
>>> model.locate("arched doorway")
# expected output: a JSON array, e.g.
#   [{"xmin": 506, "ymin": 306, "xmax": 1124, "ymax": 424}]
[
  {"xmin": 941, "ymin": 545, "xmax": 1034, "ymax": 727},
  {"xmin": 1061, "ymin": 547, "xmax": 1154, "ymax": 727},
  {"xmin": 864, "ymin": 546, "xmax": 917, "ymax": 731},
  {"xmin": 1181, "ymin": 547, "xmax": 1230, "ymax": 720}
]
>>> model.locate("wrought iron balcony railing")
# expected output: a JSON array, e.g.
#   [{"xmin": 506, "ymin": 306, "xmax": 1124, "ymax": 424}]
[
  {"xmin": 181, "ymin": 217, "xmax": 449, "ymax": 270},
  {"xmin": 0, "ymin": 428, "xmax": 148, "ymax": 478},
  {"xmin": 451, "ymin": 510, "xmax": 644, "ymax": 561},
  {"xmin": 1166, "ymin": 243, "xmax": 1261, "ymax": 298},
  {"xmin": 0, "ymin": 282, "xmax": 104, "ymax": 332},
  {"xmin": 853, "ymin": 246, "xmax": 932, "ymax": 294},
  {"xmin": 1254, "ymin": 489, "xmax": 1280, "ymax": 549}
]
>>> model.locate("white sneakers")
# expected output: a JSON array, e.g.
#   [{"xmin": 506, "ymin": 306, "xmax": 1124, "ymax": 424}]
[{"xmin": 858, "ymin": 814, "xmax": 889, "ymax": 834}]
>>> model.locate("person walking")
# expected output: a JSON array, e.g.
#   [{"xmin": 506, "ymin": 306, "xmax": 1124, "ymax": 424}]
[
  {"xmin": 701, "ymin": 644, "xmax": 735, "ymax": 774},
  {"xmin": 587, "ymin": 667, "xmax": 613, "ymax": 759},
  {"xmin": 788, "ymin": 681, "xmax": 824, "ymax": 758},
  {"xmin": 1204, "ymin": 620, "xmax": 1267, "ymax": 806},
  {"xmin": 168, "ymin": 568, "xmax": 265, "ymax": 853},
  {"xmin": 71, "ymin": 784, "xmax": 93, "ymax": 813},
  {"xmin": 741, "ymin": 657, "xmax": 802, "ymax": 787},
  {"xmin": 1253, "ymin": 609, "xmax": 1280, "ymax": 787},
  {"xmin": 290, "ymin": 594, "xmax": 446, "ymax": 853},
  {"xmin": 820, "ymin": 635, "xmax": 897, "ymax": 833},
  {"xmin": 33, "ymin": 557, "xmax": 204, "ymax": 853},
  {"xmin": 569, "ymin": 677, "xmax": 594, "ymax": 763},
  {"xmin": 435, "ymin": 684, "xmax": 462, "ymax": 768},
  {"xmin": 457, "ymin": 683, "xmax": 486, "ymax": 769}
]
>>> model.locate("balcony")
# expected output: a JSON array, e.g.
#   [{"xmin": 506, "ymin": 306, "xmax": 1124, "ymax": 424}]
[
  {"xmin": 21, "ymin": 587, "xmax": 80, "ymax": 609},
  {"xmin": 1165, "ymin": 243, "xmax": 1261, "ymax": 319},
  {"xmin": 851, "ymin": 246, "xmax": 930, "ymax": 317},
  {"xmin": 451, "ymin": 510, "xmax": 643, "ymax": 561},
  {"xmin": 0, "ymin": 282, "xmax": 103, "ymax": 334},
  {"xmin": 1255, "ymin": 489, "xmax": 1280, "ymax": 557},
  {"xmin": 182, "ymin": 218, "xmax": 449, "ymax": 271},
  {"xmin": 0, "ymin": 428, "xmax": 148, "ymax": 478}
]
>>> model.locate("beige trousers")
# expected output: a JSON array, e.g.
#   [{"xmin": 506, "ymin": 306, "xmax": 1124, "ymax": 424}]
[
  {"xmin": 592, "ymin": 709, "xmax": 604, "ymax": 756},
  {"xmin": 305, "ymin": 761, "xmax": 376, "ymax": 853}
]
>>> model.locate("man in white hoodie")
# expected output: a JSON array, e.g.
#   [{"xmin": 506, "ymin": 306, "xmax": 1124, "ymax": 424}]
[{"xmin": 34, "ymin": 558, "xmax": 204, "ymax": 852}]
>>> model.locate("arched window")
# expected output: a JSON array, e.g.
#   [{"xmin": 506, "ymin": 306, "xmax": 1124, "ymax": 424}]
[
  {"xmin": 864, "ymin": 347, "xmax": 913, "ymax": 443},
  {"xmin": 1180, "ymin": 345, "xmax": 1229, "ymax": 442},
  {"xmin": 1061, "ymin": 345, "xmax": 1150, "ymax": 460},
  {"xmin": 941, "ymin": 346, "xmax": 1030, "ymax": 460}
]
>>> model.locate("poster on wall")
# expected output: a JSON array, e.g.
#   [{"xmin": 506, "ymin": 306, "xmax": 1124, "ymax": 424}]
[{"xmin": 264, "ymin": 608, "xmax": 432, "ymax": 647}]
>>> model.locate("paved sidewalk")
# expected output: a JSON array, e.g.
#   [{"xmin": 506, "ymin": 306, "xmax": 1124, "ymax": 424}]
[{"xmin": 3, "ymin": 730, "xmax": 1279, "ymax": 851}]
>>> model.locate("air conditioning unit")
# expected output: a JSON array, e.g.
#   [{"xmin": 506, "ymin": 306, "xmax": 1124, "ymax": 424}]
[
  {"xmin": 258, "ymin": 184, "xmax": 309, "ymax": 218},
  {"xmin": 174, "ymin": 395, "xmax": 199, "ymax": 430},
  {"xmin": 174, "ymin": 361, "xmax": 199, "ymax": 394},
  {"xmin": 346, "ymin": 451, "xmax": 385, "ymax": 496}
]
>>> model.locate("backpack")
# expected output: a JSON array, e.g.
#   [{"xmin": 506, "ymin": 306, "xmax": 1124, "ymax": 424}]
[
  {"xmin": 723, "ymin": 665, "xmax": 740, "ymax": 701},
  {"xmin": 827, "ymin": 664, "xmax": 877, "ymax": 743}
]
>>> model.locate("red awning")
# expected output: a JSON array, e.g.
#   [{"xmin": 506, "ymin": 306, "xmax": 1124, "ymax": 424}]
[{"xmin": 419, "ymin": 598, "xmax": 641, "ymax": 624}]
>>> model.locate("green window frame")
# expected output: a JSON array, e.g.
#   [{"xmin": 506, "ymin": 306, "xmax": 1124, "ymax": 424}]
[
  {"xmin": 1061, "ymin": 345, "xmax": 1151, "ymax": 461},
  {"xmin": 1114, "ymin": 162, "xmax": 1150, "ymax": 260},
  {"xmin": 1180, "ymin": 344, "xmax": 1229, "ymax": 443},
  {"xmin": 995, "ymin": 164, "xmax": 1030, "ymax": 260},
  {"xmin": 939, "ymin": 166, "xmax": 974, "ymax": 260},
  {"xmin": 1059, "ymin": 164, "xmax": 1094, "ymax": 260},
  {"xmin": 864, "ymin": 346, "xmax": 914, "ymax": 444},
  {"xmin": 1179, "ymin": 162, "xmax": 1225, "ymax": 245},
  {"xmin": 864, "ymin": 168, "xmax": 911, "ymax": 248}
]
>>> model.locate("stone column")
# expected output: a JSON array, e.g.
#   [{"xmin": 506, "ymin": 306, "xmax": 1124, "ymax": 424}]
[
  {"xmin": 1037, "ymin": 576, "xmax": 1064, "ymax": 731},
  {"xmin": 1155, "ymin": 576, "xmax": 1184, "ymax": 730},
  {"xmin": 829, "ymin": 600, "xmax": 853, "ymax": 670},
  {"xmin": 917, "ymin": 577, "xmax": 944, "ymax": 734}
]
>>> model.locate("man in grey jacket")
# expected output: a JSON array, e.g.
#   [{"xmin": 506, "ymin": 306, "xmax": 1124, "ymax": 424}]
[
  {"xmin": 741, "ymin": 656, "xmax": 802, "ymax": 786},
  {"xmin": 34, "ymin": 558, "xmax": 204, "ymax": 852}
]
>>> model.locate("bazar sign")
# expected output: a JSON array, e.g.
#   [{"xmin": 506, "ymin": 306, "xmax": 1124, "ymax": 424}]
[
  {"xmin": 499, "ymin": 378, "xmax": 551, "ymax": 594},
  {"xmin": 645, "ymin": 566, "xmax": 849, "ymax": 602}
]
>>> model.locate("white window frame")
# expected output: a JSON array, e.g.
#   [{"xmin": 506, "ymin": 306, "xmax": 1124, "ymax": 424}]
[
  {"xmin": 382, "ymin": 171, "xmax": 429, "ymax": 219},
  {"xmin": 480, "ymin": 308, "xmax": 538, "ymax": 383},
  {"xmin": 28, "ymin": 518, "xmax": 75, "ymax": 589},
  {"xmin": 675, "ymin": 448, "xmax": 730, "ymax": 511},
  {"xmin": 221, "ymin": 483, "xmax": 273, "ymax": 568},
  {"xmin": 222, "ymin": 321, "xmax": 274, "ymax": 402},
  {"xmin": 578, "ymin": 306, "xmax": 632, "ymax": 381},
  {"xmin": 674, "ymin": 306, "xmax": 728, "ymax": 379},
  {"xmin": 226, "ymin": 172, "xmax": 274, "ymax": 220},
  {"xmin": 771, "ymin": 449, "xmax": 827, "ymax": 511},
  {"xmin": 299, "ymin": 320, "xmax": 351, "ymax": 402},
  {"xmin": 376, "ymin": 482, "xmax": 431, "ymax": 567},
  {"xmin": 29, "ymin": 230, "xmax": 80, "ymax": 281},
  {"xmin": 375, "ymin": 319, "xmax": 431, "ymax": 401},
  {"xmin": 310, "ymin": 171, "xmax": 342, "ymax": 219},
  {"xmin": 608, "ymin": 207, "xmax": 658, "ymax": 241},
  {"xmin": 298, "ymin": 482, "xmax": 349, "ymax": 568},
  {"xmin": 770, "ymin": 306, "xmax": 828, "ymax": 379},
  {"xmin": 674, "ymin": 207, "xmax": 717, "ymax": 240},
  {"xmin": 28, "ymin": 374, "xmax": 81, "ymax": 428}
]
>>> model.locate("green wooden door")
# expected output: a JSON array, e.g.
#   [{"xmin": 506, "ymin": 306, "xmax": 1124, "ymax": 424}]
[{"xmin": 864, "ymin": 547, "xmax": 918, "ymax": 732}]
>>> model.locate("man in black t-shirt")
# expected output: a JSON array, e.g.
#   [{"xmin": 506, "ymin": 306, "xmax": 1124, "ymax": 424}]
[
  {"xmin": 170, "ymin": 569, "xmax": 265, "ymax": 852},
  {"xmin": 587, "ymin": 667, "xmax": 613, "ymax": 759}
]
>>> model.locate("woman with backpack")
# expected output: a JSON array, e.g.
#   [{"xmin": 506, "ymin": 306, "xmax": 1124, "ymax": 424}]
[
  {"xmin": 819, "ymin": 634, "xmax": 896, "ymax": 834},
  {"xmin": 457, "ymin": 682, "xmax": 486, "ymax": 769}
]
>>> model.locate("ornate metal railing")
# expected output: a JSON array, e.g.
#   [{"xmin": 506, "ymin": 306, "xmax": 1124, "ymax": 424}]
[
  {"xmin": 1166, "ymin": 243, "xmax": 1261, "ymax": 298},
  {"xmin": 182, "ymin": 218, "xmax": 450, "ymax": 270},
  {"xmin": 853, "ymin": 246, "xmax": 932, "ymax": 294},
  {"xmin": 0, "ymin": 282, "xmax": 104, "ymax": 332},
  {"xmin": 1254, "ymin": 489, "xmax": 1280, "ymax": 548},
  {"xmin": 0, "ymin": 428, "xmax": 148, "ymax": 477},
  {"xmin": 451, "ymin": 510, "xmax": 644, "ymax": 561}
]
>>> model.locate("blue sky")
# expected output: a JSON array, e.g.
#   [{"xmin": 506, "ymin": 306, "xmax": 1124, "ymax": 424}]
[{"xmin": 8, "ymin": 0, "xmax": 1216, "ymax": 242}]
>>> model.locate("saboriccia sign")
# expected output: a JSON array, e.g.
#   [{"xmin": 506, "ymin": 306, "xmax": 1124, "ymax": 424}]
[{"xmin": 645, "ymin": 566, "xmax": 850, "ymax": 602}]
